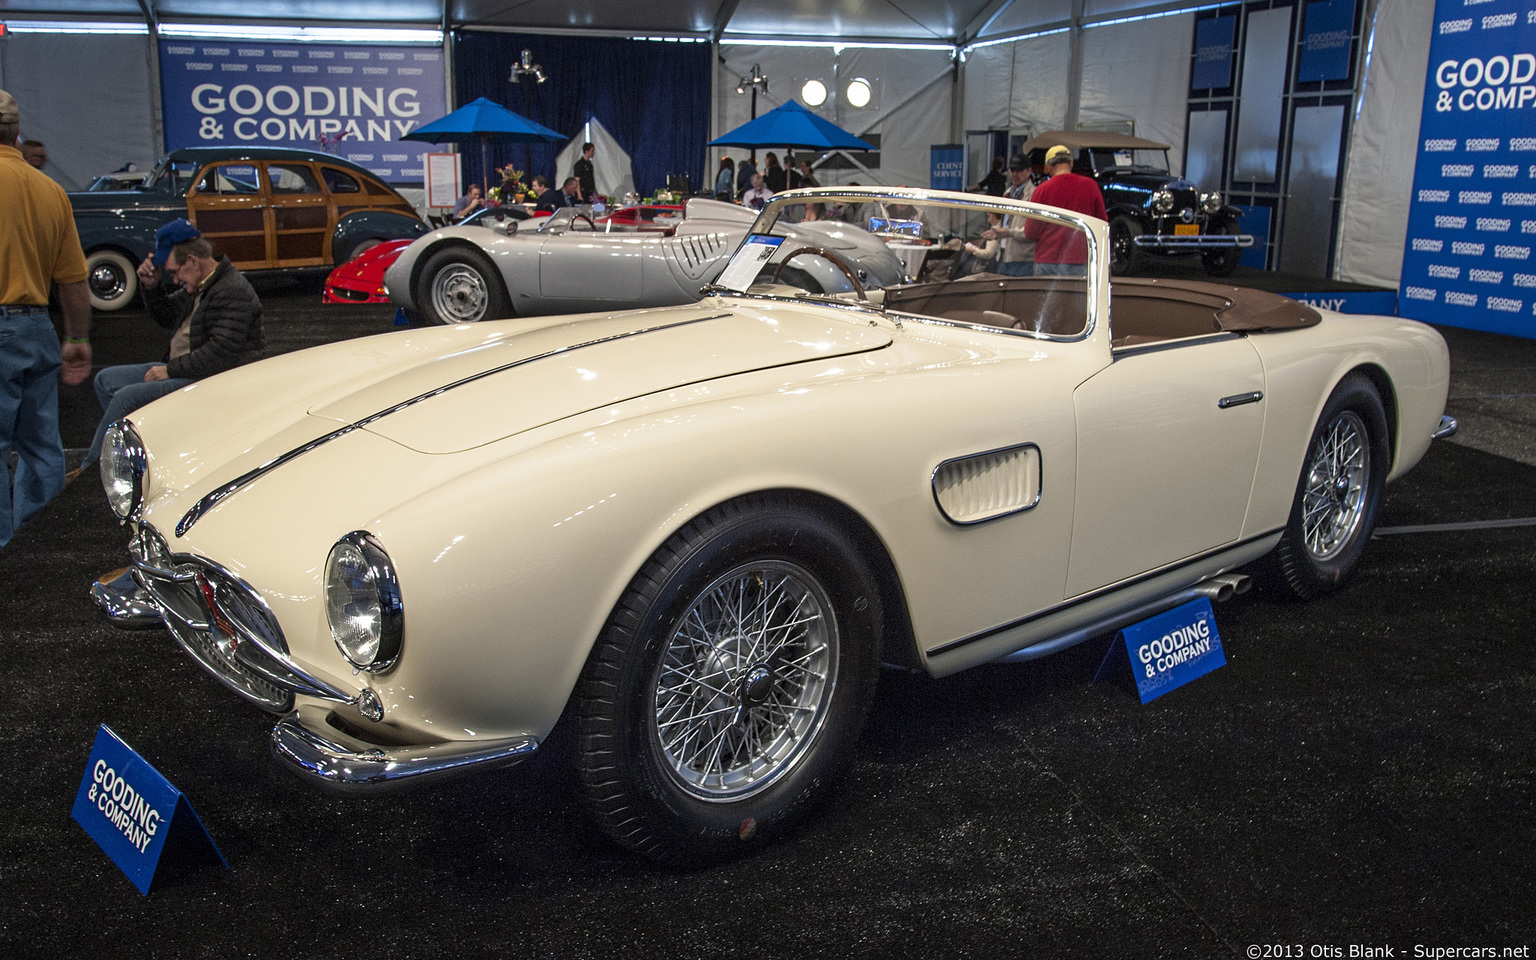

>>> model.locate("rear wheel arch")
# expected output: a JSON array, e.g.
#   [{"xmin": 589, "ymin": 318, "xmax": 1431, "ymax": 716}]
[{"xmin": 409, "ymin": 239, "xmax": 514, "ymax": 324}]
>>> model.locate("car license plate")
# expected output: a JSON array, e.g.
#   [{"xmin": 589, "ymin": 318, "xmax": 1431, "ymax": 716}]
[{"xmin": 1174, "ymin": 224, "xmax": 1200, "ymax": 236}]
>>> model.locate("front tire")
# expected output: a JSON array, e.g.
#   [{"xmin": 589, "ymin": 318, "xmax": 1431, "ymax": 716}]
[
  {"xmin": 571, "ymin": 495, "xmax": 883, "ymax": 863},
  {"xmin": 86, "ymin": 249, "xmax": 139, "ymax": 312},
  {"xmin": 1109, "ymin": 216, "xmax": 1143, "ymax": 276},
  {"xmin": 1272, "ymin": 374, "xmax": 1390, "ymax": 600},
  {"xmin": 1201, "ymin": 221, "xmax": 1243, "ymax": 277},
  {"xmin": 415, "ymin": 247, "xmax": 508, "ymax": 324}
]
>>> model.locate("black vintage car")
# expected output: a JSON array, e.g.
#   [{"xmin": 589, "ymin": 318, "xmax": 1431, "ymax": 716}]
[
  {"xmin": 70, "ymin": 147, "xmax": 427, "ymax": 311},
  {"xmin": 1019, "ymin": 131, "xmax": 1250, "ymax": 277}
]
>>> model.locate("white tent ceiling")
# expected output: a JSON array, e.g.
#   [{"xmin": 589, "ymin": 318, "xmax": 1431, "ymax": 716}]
[{"xmin": 0, "ymin": 1, "xmax": 1109, "ymax": 44}]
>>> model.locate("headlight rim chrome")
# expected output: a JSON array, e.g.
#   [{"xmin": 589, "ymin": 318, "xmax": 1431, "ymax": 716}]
[
  {"xmin": 1201, "ymin": 190, "xmax": 1223, "ymax": 214},
  {"xmin": 325, "ymin": 531, "xmax": 404, "ymax": 673},
  {"xmin": 100, "ymin": 419, "xmax": 148, "ymax": 521}
]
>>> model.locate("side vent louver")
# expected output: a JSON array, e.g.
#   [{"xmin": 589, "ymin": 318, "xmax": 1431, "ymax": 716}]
[{"xmin": 932, "ymin": 444, "xmax": 1042, "ymax": 524}]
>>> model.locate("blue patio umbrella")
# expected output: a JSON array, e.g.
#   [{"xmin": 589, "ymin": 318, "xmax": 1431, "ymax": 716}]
[
  {"xmin": 402, "ymin": 96, "xmax": 565, "ymax": 192},
  {"xmin": 707, "ymin": 99, "xmax": 875, "ymax": 151}
]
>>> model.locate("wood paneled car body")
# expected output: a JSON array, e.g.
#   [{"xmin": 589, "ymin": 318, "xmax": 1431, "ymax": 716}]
[
  {"xmin": 70, "ymin": 147, "xmax": 427, "ymax": 311},
  {"xmin": 98, "ymin": 187, "xmax": 1454, "ymax": 864}
]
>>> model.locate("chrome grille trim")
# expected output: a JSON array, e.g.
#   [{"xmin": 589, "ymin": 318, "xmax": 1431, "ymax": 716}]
[{"xmin": 932, "ymin": 443, "xmax": 1042, "ymax": 525}]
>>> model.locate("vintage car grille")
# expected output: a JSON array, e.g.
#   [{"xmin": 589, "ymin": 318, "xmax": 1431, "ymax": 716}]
[
  {"xmin": 327, "ymin": 285, "xmax": 372, "ymax": 302},
  {"xmin": 131, "ymin": 523, "xmax": 295, "ymax": 713},
  {"xmin": 932, "ymin": 444, "xmax": 1042, "ymax": 524}
]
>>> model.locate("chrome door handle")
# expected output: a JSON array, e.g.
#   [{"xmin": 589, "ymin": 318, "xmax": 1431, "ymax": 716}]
[{"xmin": 1217, "ymin": 391, "xmax": 1263, "ymax": 409}]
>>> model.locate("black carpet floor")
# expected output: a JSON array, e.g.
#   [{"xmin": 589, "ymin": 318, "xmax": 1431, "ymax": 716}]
[{"xmin": 3, "ymin": 289, "xmax": 1533, "ymax": 958}]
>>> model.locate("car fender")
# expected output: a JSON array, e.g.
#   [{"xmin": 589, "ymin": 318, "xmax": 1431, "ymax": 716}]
[
  {"xmin": 333, "ymin": 210, "xmax": 428, "ymax": 262},
  {"xmin": 73, "ymin": 206, "xmax": 172, "ymax": 261}
]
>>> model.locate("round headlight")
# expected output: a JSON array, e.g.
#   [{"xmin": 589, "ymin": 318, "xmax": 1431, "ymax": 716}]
[
  {"xmin": 1202, "ymin": 191, "xmax": 1223, "ymax": 214},
  {"xmin": 99, "ymin": 419, "xmax": 147, "ymax": 520},
  {"xmin": 1152, "ymin": 189, "xmax": 1175, "ymax": 213},
  {"xmin": 325, "ymin": 532, "xmax": 403, "ymax": 672}
]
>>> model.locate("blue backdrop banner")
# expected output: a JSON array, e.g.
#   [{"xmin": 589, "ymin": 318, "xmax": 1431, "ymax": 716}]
[
  {"xmin": 1298, "ymin": 0, "xmax": 1356, "ymax": 83},
  {"xmin": 159, "ymin": 41, "xmax": 448, "ymax": 184},
  {"xmin": 1192, "ymin": 16, "xmax": 1237, "ymax": 90},
  {"xmin": 1399, "ymin": 0, "xmax": 1536, "ymax": 337}
]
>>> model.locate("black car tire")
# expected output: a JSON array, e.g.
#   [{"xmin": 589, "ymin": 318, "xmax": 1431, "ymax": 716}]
[
  {"xmin": 1271, "ymin": 373, "xmax": 1390, "ymax": 600},
  {"xmin": 1109, "ymin": 216, "xmax": 1144, "ymax": 276},
  {"xmin": 1201, "ymin": 221, "xmax": 1243, "ymax": 277},
  {"xmin": 85, "ymin": 249, "xmax": 139, "ymax": 313},
  {"xmin": 415, "ymin": 247, "xmax": 509, "ymax": 324},
  {"xmin": 571, "ymin": 494, "xmax": 883, "ymax": 864}
]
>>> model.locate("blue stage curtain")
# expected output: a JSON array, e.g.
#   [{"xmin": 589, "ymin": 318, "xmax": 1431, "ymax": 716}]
[{"xmin": 452, "ymin": 32, "xmax": 709, "ymax": 197}]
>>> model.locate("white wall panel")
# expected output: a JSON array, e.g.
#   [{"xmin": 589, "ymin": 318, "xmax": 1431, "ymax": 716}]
[
  {"xmin": 1078, "ymin": 15, "xmax": 1193, "ymax": 175},
  {"xmin": 0, "ymin": 33, "xmax": 159, "ymax": 192},
  {"xmin": 982, "ymin": 0, "xmax": 1074, "ymax": 36},
  {"xmin": 1336, "ymin": 0, "xmax": 1432, "ymax": 288}
]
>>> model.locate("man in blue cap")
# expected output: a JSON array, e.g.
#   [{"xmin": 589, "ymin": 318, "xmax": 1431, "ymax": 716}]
[
  {"xmin": 79, "ymin": 218, "xmax": 265, "ymax": 471},
  {"xmin": 86, "ymin": 218, "xmax": 266, "ymax": 624}
]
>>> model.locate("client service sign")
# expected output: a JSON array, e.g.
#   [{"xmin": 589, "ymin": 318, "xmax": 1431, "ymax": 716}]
[
  {"xmin": 159, "ymin": 41, "xmax": 448, "ymax": 184},
  {"xmin": 1400, "ymin": 0, "xmax": 1536, "ymax": 336}
]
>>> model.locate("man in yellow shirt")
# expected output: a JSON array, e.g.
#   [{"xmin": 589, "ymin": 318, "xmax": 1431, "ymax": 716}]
[{"xmin": 0, "ymin": 89, "xmax": 92, "ymax": 549}]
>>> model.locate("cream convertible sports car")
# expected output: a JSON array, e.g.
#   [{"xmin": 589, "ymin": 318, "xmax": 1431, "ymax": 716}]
[{"xmin": 100, "ymin": 187, "xmax": 1454, "ymax": 863}]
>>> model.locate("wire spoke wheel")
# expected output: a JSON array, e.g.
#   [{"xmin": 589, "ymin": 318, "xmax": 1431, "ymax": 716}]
[
  {"xmin": 1300, "ymin": 410, "xmax": 1369, "ymax": 562},
  {"xmin": 650, "ymin": 560, "xmax": 836, "ymax": 801}
]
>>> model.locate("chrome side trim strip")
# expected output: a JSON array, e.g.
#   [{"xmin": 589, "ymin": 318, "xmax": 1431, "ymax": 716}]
[
  {"xmin": 270, "ymin": 715, "xmax": 539, "ymax": 794},
  {"xmin": 176, "ymin": 311, "xmax": 735, "ymax": 536}
]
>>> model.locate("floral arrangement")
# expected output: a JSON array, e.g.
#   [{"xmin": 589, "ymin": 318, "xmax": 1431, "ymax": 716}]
[
  {"xmin": 316, "ymin": 131, "xmax": 350, "ymax": 153},
  {"xmin": 487, "ymin": 164, "xmax": 528, "ymax": 202}
]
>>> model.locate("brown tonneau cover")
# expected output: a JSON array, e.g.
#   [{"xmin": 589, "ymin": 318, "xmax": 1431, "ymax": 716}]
[{"xmin": 884, "ymin": 275, "xmax": 1321, "ymax": 345}]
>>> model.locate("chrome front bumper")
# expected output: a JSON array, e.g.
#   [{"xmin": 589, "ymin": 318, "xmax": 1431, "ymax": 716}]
[
  {"xmin": 1433, "ymin": 415, "xmax": 1459, "ymax": 440},
  {"xmin": 271, "ymin": 713, "xmax": 539, "ymax": 794},
  {"xmin": 1134, "ymin": 234, "xmax": 1254, "ymax": 249}
]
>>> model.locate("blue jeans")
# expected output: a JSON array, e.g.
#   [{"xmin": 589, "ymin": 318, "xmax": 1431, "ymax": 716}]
[
  {"xmin": 995, "ymin": 261, "xmax": 1033, "ymax": 277},
  {"xmin": 84, "ymin": 363, "xmax": 193, "ymax": 464},
  {"xmin": 0, "ymin": 307, "xmax": 64, "ymax": 549}
]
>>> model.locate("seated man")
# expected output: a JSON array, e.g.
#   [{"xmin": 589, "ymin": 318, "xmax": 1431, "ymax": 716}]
[
  {"xmin": 85, "ymin": 219, "xmax": 265, "ymax": 623},
  {"xmin": 531, "ymin": 175, "xmax": 568, "ymax": 212}
]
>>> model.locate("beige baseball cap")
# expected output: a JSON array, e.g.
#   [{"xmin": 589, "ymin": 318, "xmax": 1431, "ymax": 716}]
[
  {"xmin": 1044, "ymin": 144, "xmax": 1073, "ymax": 166},
  {"xmin": 0, "ymin": 89, "xmax": 19, "ymax": 125}
]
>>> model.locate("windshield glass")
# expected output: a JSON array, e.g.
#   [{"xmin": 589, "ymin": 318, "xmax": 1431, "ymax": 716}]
[
  {"xmin": 1087, "ymin": 148, "xmax": 1170, "ymax": 174},
  {"xmin": 147, "ymin": 158, "xmax": 201, "ymax": 194},
  {"xmin": 715, "ymin": 189, "xmax": 1099, "ymax": 340}
]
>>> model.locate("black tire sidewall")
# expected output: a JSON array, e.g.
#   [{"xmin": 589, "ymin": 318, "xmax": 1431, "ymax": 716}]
[
  {"xmin": 1274, "ymin": 374, "xmax": 1390, "ymax": 599},
  {"xmin": 580, "ymin": 500, "xmax": 882, "ymax": 861},
  {"xmin": 415, "ymin": 247, "xmax": 507, "ymax": 324},
  {"xmin": 1202, "ymin": 222, "xmax": 1242, "ymax": 277},
  {"xmin": 1110, "ymin": 216, "xmax": 1142, "ymax": 276}
]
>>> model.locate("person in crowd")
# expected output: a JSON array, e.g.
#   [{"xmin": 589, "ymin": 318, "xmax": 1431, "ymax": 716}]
[
  {"xmin": 714, "ymin": 156, "xmax": 736, "ymax": 200},
  {"xmin": 1023, "ymin": 144, "xmax": 1106, "ymax": 276},
  {"xmin": 797, "ymin": 158, "xmax": 820, "ymax": 189},
  {"xmin": 573, "ymin": 142, "xmax": 596, "ymax": 203},
  {"xmin": 964, "ymin": 212, "xmax": 1004, "ymax": 271},
  {"xmin": 981, "ymin": 156, "xmax": 1037, "ymax": 276},
  {"xmin": 85, "ymin": 219, "xmax": 264, "ymax": 618},
  {"xmin": 0, "ymin": 90, "xmax": 91, "ymax": 550},
  {"xmin": 741, "ymin": 172, "xmax": 773, "ymax": 210},
  {"xmin": 454, "ymin": 182, "xmax": 483, "ymax": 218},
  {"xmin": 833, "ymin": 182, "xmax": 864, "ymax": 224},
  {"xmin": 763, "ymin": 152, "xmax": 787, "ymax": 192},
  {"xmin": 20, "ymin": 139, "xmax": 47, "ymax": 172},
  {"xmin": 79, "ymin": 219, "xmax": 265, "ymax": 473},
  {"xmin": 975, "ymin": 155, "xmax": 1006, "ymax": 196},
  {"xmin": 801, "ymin": 202, "xmax": 825, "ymax": 222},
  {"xmin": 560, "ymin": 176, "xmax": 582, "ymax": 205},
  {"xmin": 530, "ymin": 174, "xmax": 566, "ymax": 212},
  {"xmin": 736, "ymin": 156, "xmax": 758, "ymax": 198}
]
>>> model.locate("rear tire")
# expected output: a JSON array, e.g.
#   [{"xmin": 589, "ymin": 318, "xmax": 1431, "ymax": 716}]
[
  {"xmin": 86, "ymin": 249, "xmax": 139, "ymax": 312},
  {"xmin": 571, "ymin": 495, "xmax": 882, "ymax": 863},
  {"xmin": 1272, "ymin": 374, "xmax": 1390, "ymax": 600},
  {"xmin": 415, "ymin": 247, "xmax": 509, "ymax": 324}
]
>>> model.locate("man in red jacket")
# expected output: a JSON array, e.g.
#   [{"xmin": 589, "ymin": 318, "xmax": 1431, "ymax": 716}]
[{"xmin": 1024, "ymin": 144, "xmax": 1107, "ymax": 276}]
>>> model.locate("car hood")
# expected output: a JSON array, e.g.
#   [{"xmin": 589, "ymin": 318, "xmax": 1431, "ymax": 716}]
[
  {"xmin": 67, "ymin": 188, "xmax": 179, "ymax": 211},
  {"xmin": 299, "ymin": 302, "xmax": 893, "ymax": 454}
]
